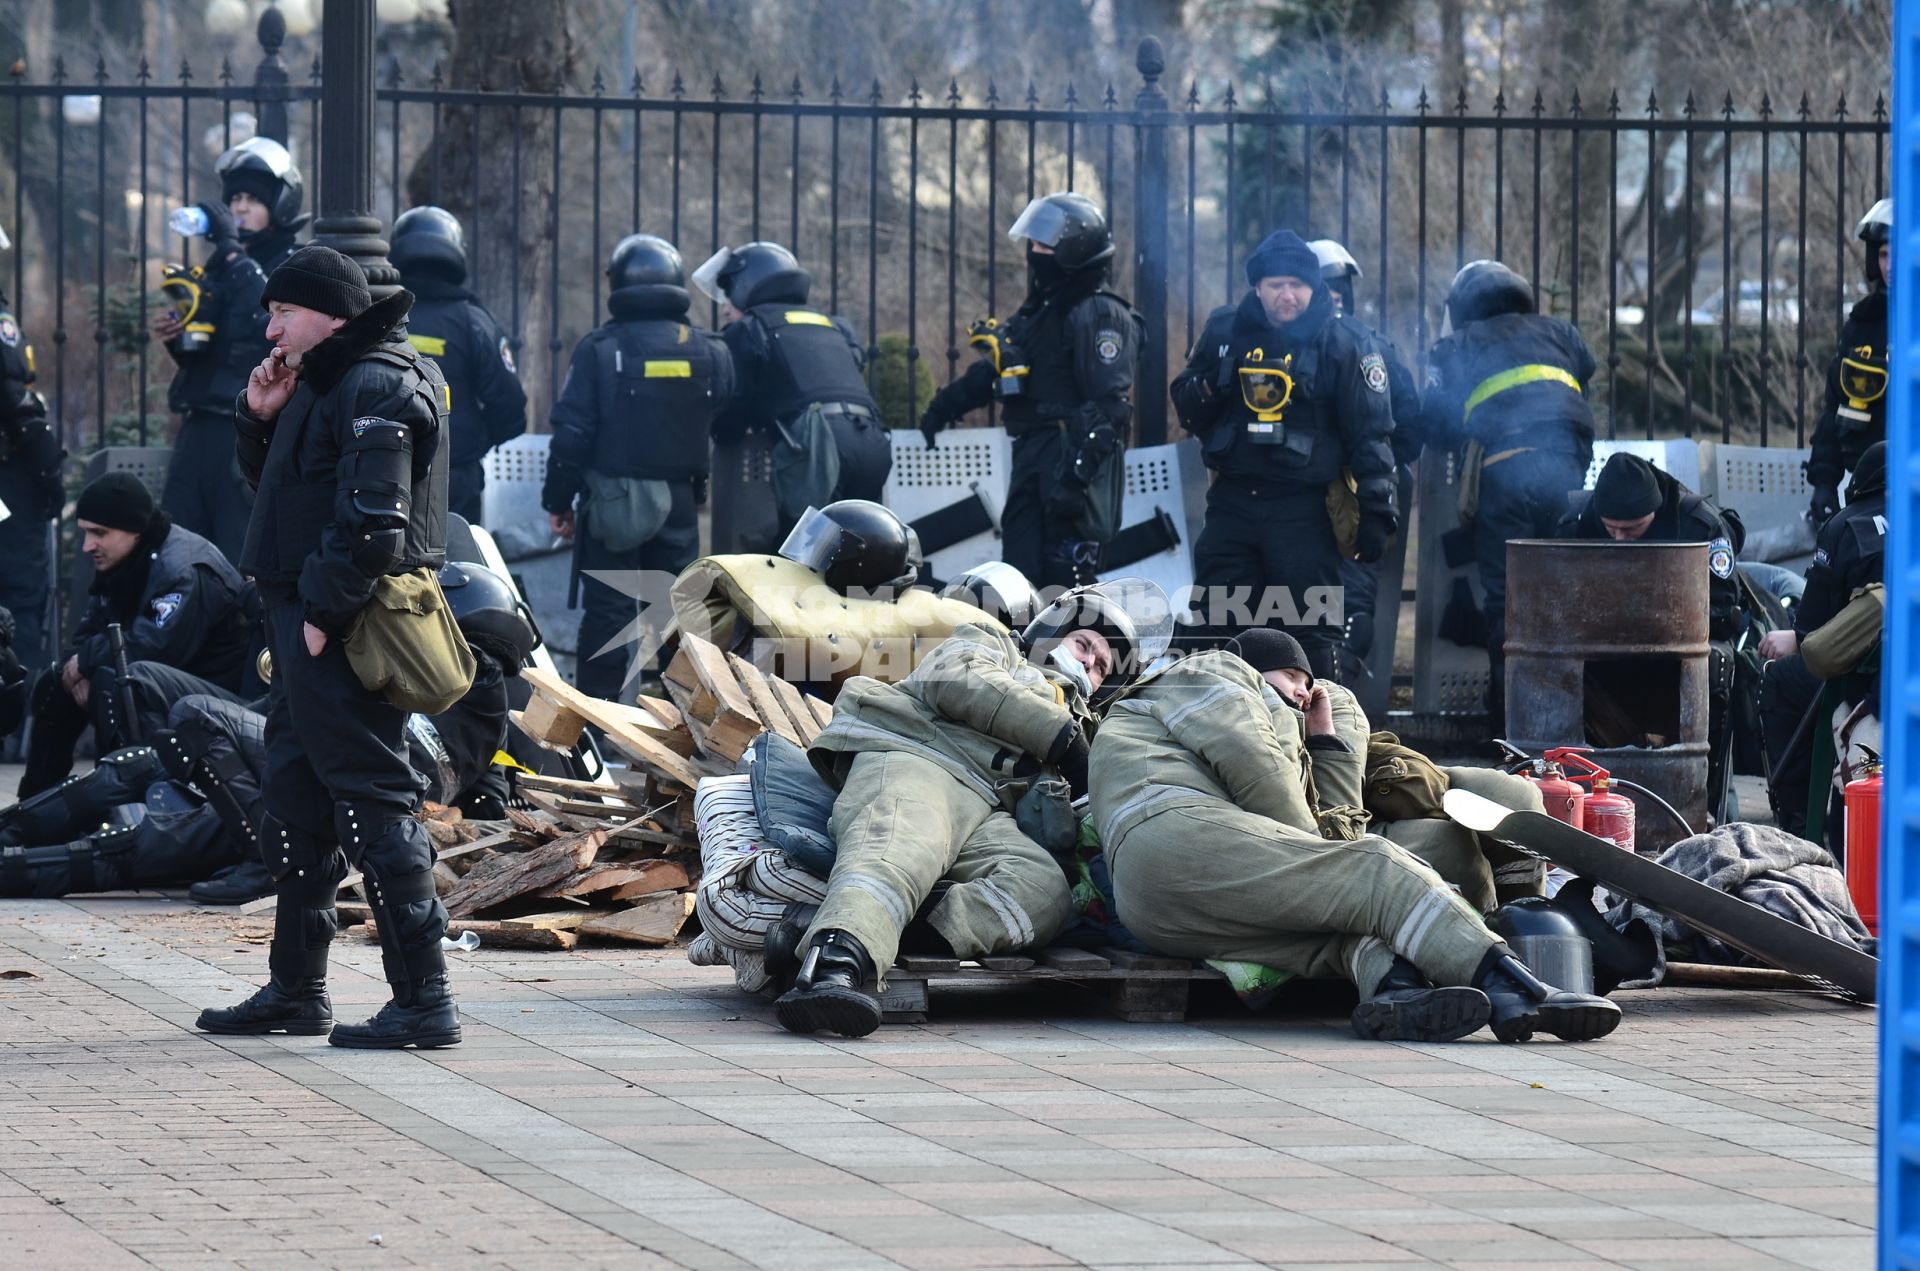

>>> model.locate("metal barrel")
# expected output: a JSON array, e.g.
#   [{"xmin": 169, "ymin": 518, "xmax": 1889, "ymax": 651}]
[{"xmin": 1504, "ymin": 539, "xmax": 1710, "ymax": 850}]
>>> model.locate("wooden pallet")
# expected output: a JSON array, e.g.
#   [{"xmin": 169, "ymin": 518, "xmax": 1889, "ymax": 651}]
[
  {"xmin": 663, "ymin": 633, "xmax": 833, "ymax": 763},
  {"xmin": 879, "ymin": 946, "xmax": 1227, "ymax": 1023}
]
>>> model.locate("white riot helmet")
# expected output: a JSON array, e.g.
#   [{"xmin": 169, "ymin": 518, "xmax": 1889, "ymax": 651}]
[
  {"xmin": 940, "ymin": 562, "xmax": 1041, "ymax": 630},
  {"xmin": 1309, "ymin": 239, "xmax": 1361, "ymax": 314}
]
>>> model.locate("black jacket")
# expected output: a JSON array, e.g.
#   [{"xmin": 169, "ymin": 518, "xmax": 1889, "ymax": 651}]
[
  {"xmin": 712, "ymin": 296, "xmax": 875, "ymax": 446},
  {"xmin": 1559, "ymin": 470, "xmax": 1745, "ymax": 641},
  {"xmin": 70, "ymin": 520, "xmax": 249, "ymax": 688},
  {"xmin": 408, "ymin": 645, "xmax": 510, "ymax": 803},
  {"xmin": 543, "ymin": 284, "xmax": 733, "ymax": 511},
  {"xmin": 1171, "ymin": 287, "xmax": 1397, "ymax": 516},
  {"xmin": 1420, "ymin": 311, "xmax": 1596, "ymax": 464},
  {"xmin": 401, "ymin": 273, "xmax": 528, "ymax": 470},
  {"xmin": 1806, "ymin": 291, "xmax": 1887, "ymax": 491},
  {"xmin": 162, "ymin": 235, "xmax": 284, "ymax": 419},
  {"xmin": 0, "ymin": 290, "xmax": 62, "ymax": 531},
  {"xmin": 1797, "ymin": 491, "xmax": 1886, "ymax": 637},
  {"xmin": 235, "ymin": 289, "xmax": 450, "ymax": 635},
  {"xmin": 926, "ymin": 271, "xmax": 1141, "ymax": 442}
]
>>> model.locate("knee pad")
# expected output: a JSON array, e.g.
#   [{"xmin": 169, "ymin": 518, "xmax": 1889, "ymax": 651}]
[
  {"xmin": 260, "ymin": 814, "xmax": 334, "ymax": 883},
  {"xmin": 336, "ymin": 803, "xmax": 428, "ymax": 872},
  {"xmin": 0, "ymin": 818, "xmax": 142, "ymax": 898}
]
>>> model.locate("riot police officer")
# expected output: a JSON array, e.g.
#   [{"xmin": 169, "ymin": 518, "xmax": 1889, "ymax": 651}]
[
  {"xmin": 1806, "ymin": 199, "xmax": 1891, "ymax": 523},
  {"xmin": 543, "ymin": 235, "xmax": 733, "ymax": 701},
  {"xmin": 702, "ymin": 242, "xmax": 888, "ymax": 541},
  {"xmin": 1419, "ymin": 259, "xmax": 1596, "ymax": 720},
  {"xmin": 919, "ymin": 193, "xmax": 1142, "ymax": 589},
  {"xmin": 1312, "ymin": 238, "xmax": 1420, "ymax": 681},
  {"xmin": 1171, "ymin": 229, "xmax": 1398, "ymax": 680},
  {"xmin": 391, "ymin": 207, "xmax": 527, "ymax": 523},
  {"xmin": 153, "ymin": 137, "xmax": 305, "ymax": 562},
  {"xmin": 0, "ymin": 224, "xmax": 62, "ymax": 678}
]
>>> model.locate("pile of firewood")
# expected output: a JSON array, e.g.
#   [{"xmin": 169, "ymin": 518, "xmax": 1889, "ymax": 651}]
[{"xmin": 350, "ymin": 634, "xmax": 834, "ymax": 951}]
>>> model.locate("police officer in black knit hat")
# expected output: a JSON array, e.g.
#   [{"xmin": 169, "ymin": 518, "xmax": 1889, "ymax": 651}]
[
  {"xmin": 1172, "ymin": 229, "xmax": 1398, "ymax": 679},
  {"xmin": 196, "ymin": 244, "xmax": 459, "ymax": 1049},
  {"xmin": 390, "ymin": 207, "xmax": 527, "ymax": 523}
]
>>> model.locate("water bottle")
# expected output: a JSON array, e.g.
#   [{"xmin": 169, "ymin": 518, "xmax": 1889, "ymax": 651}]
[
  {"xmin": 440, "ymin": 930, "xmax": 481, "ymax": 952},
  {"xmin": 168, "ymin": 205, "xmax": 209, "ymax": 238}
]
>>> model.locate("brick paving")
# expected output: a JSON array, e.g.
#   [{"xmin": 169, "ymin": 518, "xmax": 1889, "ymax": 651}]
[{"xmin": 0, "ymin": 896, "xmax": 1874, "ymax": 1270}]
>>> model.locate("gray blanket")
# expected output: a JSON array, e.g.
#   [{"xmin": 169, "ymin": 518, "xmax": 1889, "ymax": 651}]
[{"xmin": 1604, "ymin": 822, "xmax": 1872, "ymax": 970}]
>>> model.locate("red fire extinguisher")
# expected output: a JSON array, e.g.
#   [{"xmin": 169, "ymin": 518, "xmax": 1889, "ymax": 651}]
[
  {"xmin": 1522, "ymin": 756, "xmax": 1587, "ymax": 831},
  {"xmin": 1546, "ymin": 748, "xmax": 1638, "ymax": 853},
  {"xmin": 1843, "ymin": 746, "xmax": 1882, "ymax": 936}
]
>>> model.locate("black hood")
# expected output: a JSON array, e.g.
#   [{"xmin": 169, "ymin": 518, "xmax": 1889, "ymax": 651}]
[
  {"xmin": 1849, "ymin": 441, "xmax": 1887, "ymax": 501},
  {"xmin": 404, "ymin": 272, "xmax": 481, "ymax": 305},
  {"xmin": 740, "ymin": 268, "xmax": 812, "ymax": 308},
  {"xmin": 244, "ymin": 223, "xmax": 302, "ymax": 269},
  {"xmin": 296, "ymin": 289, "xmax": 415, "ymax": 396}
]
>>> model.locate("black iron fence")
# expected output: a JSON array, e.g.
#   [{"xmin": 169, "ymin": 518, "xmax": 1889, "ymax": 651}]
[{"xmin": 0, "ymin": 27, "xmax": 1889, "ymax": 458}]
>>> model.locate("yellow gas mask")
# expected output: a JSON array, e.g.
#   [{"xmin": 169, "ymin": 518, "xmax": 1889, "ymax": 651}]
[
  {"xmin": 1838, "ymin": 345, "xmax": 1887, "ymax": 424},
  {"xmin": 161, "ymin": 263, "xmax": 214, "ymax": 354},
  {"xmin": 1238, "ymin": 347, "xmax": 1295, "ymax": 426},
  {"xmin": 967, "ymin": 317, "xmax": 1027, "ymax": 398}
]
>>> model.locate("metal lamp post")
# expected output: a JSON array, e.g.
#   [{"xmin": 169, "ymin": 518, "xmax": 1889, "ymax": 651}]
[{"xmin": 310, "ymin": 0, "xmax": 399, "ymax": 296}]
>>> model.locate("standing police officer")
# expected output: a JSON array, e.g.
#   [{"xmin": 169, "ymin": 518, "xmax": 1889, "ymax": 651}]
[
  {"xmin": 1171, "ymin": 229, "xmax": 1398, "ymax": 680},
  {"xmin": 1806, "ymin": 199, "xmax": 1891, "ymax": 524},
  {"xmin": 543, "ymin": 235, "xmax": 733, "ymax": 701},
  {"xmin": 0, "ymin": 224, "xmax": 62, "ymax": 678},
  {"xmin": 197, "ymin": 245, "xmax": 458, "ymax": 1049},
  {"xmin": 390, "ymin": 207, "xmax": 527, "ymax": 524},
  {"xmin": 1420, "ymin": 260, "xmax": 1596, "ymax": 721},
  {"xmin": 702, "ymin": 242, "xmax": 888, "ymax": 542},
  {"xmin": 919, "ymin": 193, "xmax": 1141, "ymax": 589},
  {"xmin": 153, "ymin": 137, "xmax": 304, "ymax": 562}
]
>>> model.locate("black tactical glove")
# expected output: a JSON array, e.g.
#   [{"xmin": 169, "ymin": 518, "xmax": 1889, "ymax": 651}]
[
  {"xmin": 196, "ymin": 200, "xmax": 243, "ymax": 262},
  {"xmin": 1809, "ymin": 484, "xmax": 1841, "ymax": 527},
  {"xmin": 919, "ymin": 406, "xmax": 947, "ymax": 450},
  {"xmin": 1050, "ymin": 725, "xmax": 1092, "ymax": 799},
  {"xmin": 1352, "ymin": 510, "xmax": 1393, "ymax": 565}
]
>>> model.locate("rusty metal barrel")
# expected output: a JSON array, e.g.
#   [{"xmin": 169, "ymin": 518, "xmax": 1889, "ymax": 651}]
[{"xmin": 1504, "ymin": 540, "xmax": 1710, "ymax": 850}]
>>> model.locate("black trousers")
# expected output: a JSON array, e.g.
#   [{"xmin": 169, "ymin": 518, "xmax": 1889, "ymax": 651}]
[
  {"xmin": 1760, "ymin": 652, "xmax": 1823, "ymax": 839},
  {"xmin": 1191, "ymin": 478, "xmax": 1345, "ymax": 680},
  {"xmin": 18, "ymin": 661, "xmax": 238, "ymax": 799},
  {"xmin": 0, "ymin": 509, "xmax": 51, "ymax": 670},
  {"xmin": 575, "ymin": 479, "xmax": 700, "ymax": 702},
  {"xmin": 161, "ymin": 410, "xmax": 254, "ymax": 565},
  {"xmin": 1001, "ymin": 429, "xmax": 1125, "ymax": 590}
]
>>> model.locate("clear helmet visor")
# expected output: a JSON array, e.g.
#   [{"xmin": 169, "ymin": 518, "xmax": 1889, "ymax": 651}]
[
  {"xmin": 692, "ymin": 247, "xmax": 733, "ymax": 305},
  {"xmin": 1008, "ymin": 197, "xmax": 1069, "ymax": 248},
  {"xmin": 1097, "ymin": 577, "xmax": 1176, "ymax": 670},
  {"xmin": 776, "ymin": 506, "xmax": 843, "ymax": 575}
]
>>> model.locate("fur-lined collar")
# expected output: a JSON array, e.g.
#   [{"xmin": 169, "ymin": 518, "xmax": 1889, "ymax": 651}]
[{"xmin": 298, "ymin": 289, "xmax": 415, "ymax": 395}]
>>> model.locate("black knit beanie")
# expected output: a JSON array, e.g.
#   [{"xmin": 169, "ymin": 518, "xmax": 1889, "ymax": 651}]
[
  {"xmin": 75, "ymin": 471, "xmax": 157, "ymax": 534},
  {"xmin": 1226, "ymin": 627, "xmax": 1315, "ymax": 686},
  {"xmin": 261, "ymin": 245, "xmax": 371, "ymax": 319},
  {"xmin": 221, "ymin": 167, "xmax": 282, "ymax": 219},
  {"xmin": 1591, "ymin": 453, "xmax": 1663, "ymax": 520},
  {"xmin": 1245, "ymin": 229, "xmax": 1323, "ymax": 288}
]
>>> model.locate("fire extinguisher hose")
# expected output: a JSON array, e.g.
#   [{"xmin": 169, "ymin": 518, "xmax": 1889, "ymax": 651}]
[{"xmin": 1608, "ymin": 777, "xmax": 1696, "ymax": 840}]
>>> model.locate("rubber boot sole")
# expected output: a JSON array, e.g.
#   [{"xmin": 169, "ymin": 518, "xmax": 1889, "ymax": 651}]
[
  {"xmin": 327, "ymin": 1024, "xmax": 463, "ymax": 1050},
  {"xmin": 1535, "ymin": 997, "xmax": 1622, "ymax": 1042},
  {"xmin": 195, "ymin": 1013, "xmax": 333, "ymax": 1037},
  {"xmin": 1350, "ymin": 987, "xmax": 1491, "ymax": 1043},
  {"xmin": 775, "ymin": 983, "xmax": 882, "ymax": 1037}
]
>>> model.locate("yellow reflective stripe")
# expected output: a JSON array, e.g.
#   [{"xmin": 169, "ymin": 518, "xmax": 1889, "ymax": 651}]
[
  {"xmin": 784, "ymin": 310, "xmax": 833, "ymax": 327},
  {"xmin": 441, "ymin": 383, "xmax": 453, "ymax": 411},
  {"xmin": 408, "ymin": 333, "xmax": 448, "ymax": 356},
  {"xmin": 644, "ymin": 359, "xmax": 692, "ymax": 378},
  {"xmin": 1463, "ymin": 363, "xmax": 1582, "ymax": 421},
  {"xmin": 23, "ymin": 344, "xmax": 34, "ymax": 374}
]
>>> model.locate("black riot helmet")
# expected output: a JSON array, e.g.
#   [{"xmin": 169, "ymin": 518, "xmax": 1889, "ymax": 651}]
[
  {"xmin": 1858, "ymin": 198, "xmax": 1892, "ymax": 287},
  {"xmin": 778, "ymin": 500, "xmax": 919, "ymax": 591},
  {"xmin": 1491, "ymin": 898, "xmax": 1595, "ymax": 996},
  {"xmin": 1445, "ymin": 259, "xmax": 1536, "ymax": 329},
  {"xmin": 438, "ymin": 561, "xmax": 540, "ymax": 673},
  {"xmin": 1008, "ymin": 193, "xmax": 1115, "ymax": 273},
  {"xmin": 607, "ymin": 234, "xmax": 685, "ymax": 290},
  {"xmin": 216, "ymin": 136, "xmax": 304, "ymax": 229},
  {"xmin": 390, "ymin": 206, "xmax": 468, "ymax": 284},
  {"xmin": 1020, "ymin": 580, "xmax": 1179, "ymax": 694},
  {"xmin": 693, "ymin": 241, "xmax": 810, "ymax": 309}
]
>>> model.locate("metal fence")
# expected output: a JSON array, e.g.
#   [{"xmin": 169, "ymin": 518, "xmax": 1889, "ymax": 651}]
[{"xmin": 0, "ymin": 26, "xmax": 1890, "ymax": 458}]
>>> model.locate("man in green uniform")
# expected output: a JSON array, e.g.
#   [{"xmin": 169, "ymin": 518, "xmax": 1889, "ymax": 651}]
[
  {"xmin": 775, "ymin": 585, "xmax": 1149, "ymax": 1038},
  {"xmin": 1091, "ymin": 627, "xmax": 1619, "ymax": 1044}
]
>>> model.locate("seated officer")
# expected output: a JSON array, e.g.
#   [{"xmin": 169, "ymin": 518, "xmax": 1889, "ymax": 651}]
[
  {"xmin": 1558, "ymin": 453, "xmax": 1744, "ymax": 821},
  {"xmin": 770, "ymin": 585, "xmax": 1149, "ymax": 1038},
  {"xmin": 1091, "ymin": 627, "xmax": 1620, "ymax": 1044},
  {"xmin": 18, "ymin": 472, "xmax": 248, "ymax": 798}
]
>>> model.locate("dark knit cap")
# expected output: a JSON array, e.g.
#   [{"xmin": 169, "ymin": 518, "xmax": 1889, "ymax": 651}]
[
  {"xmin": 1849, "ymin": 441, "xmax": 1888, "ymax": 500},
  {"xmin": 1591, "ymin": 453, "xmax": 1663, "ymax": 520},
  {"xmin": 1226, "ymin": 627, "xmax": 1314, "ymax": 686},
  {"xmin": 221, "ymin": 166, "xmax": 282, "ymax": 217},
  {"xmin": 1245, "ymin": 229, "xmax": 1323, "ymax": 287},
  {"xmin": 261, "ymin": 245, "xmax": 371, "ymax": 320},
  {"xmin": 75, "ymin": 471, "xmax": 157, "ymax": 534}
]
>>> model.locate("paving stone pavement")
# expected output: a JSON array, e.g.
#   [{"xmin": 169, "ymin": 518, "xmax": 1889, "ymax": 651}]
[{"xmin": 0, "ymin": 897, "xmax": 1874, "ymax": 1271}]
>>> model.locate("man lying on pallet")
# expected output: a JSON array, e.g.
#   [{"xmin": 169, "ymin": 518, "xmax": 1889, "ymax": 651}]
[
  {"xmin": 772, "ymin": 583, "xmax": 1158, "ymax": 1037},
  {"xmin": 1091, "ymin": 628, "xmax": 1621, "ymax": 1044}
]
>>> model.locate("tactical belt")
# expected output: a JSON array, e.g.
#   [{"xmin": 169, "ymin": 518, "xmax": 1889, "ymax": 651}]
[
  {"xmin": 817, "ymin": 401, "xmax": 875, "ymax": 420},
  {"xmin": 1104, "ymin": 507, "xmax": 1182, "ymax": 569},
  {"xmin": 1462, "ymin": 363, "xmax": 1583, "ymax": 424},
  {"xmin": 909, "ymin": 492, "xmax": 996, "ymax": 555}
]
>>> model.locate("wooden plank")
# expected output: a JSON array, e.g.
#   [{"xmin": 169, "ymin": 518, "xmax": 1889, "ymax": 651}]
[
  {"xmin": 727, "ymin": 651, "xmax": 805, "ymax": 746},
  {"xmin": 1037, "ymin": 947, "xmax": 1113, "ymax": 973},
  {"xmin": 368, "ymin": 917, "xmax": 579, "ymax": 951},
  {"xmin": 442, "ymin": 828, "xmax": 605, "ymax": 918},
  {"xmin": 896, "ymin": 955, "xmax": 963, "ymax": 974},
  {"xmin": 1100, "ymin": 947, "xmax": 1193, "ymax": 972},
  {"xmin": 607, "ymin": 863, "xmax": 692, "ymax": 901},
  {"xmin": 977, "ymin": 956, "xmax": 1036, "ymax": 972},
  {"xmin": 517, "ymin": 773, "xmax": 637, "ymax": 801},
  {"xmin": 512, "ymin": 691, "xmax": 587, "ymax": 748},
  {"xmin": 497, "ymin": 909, "xmax": 613, "ymax": 932},
  {"xmin": 764, "ymin": 674, "xmax": 822, "ymax": 744},
  {"xmin": 576, "ymin": 892, "xmax": 696, "ymax": 945},
  {"xmin": 632, "ymin": 694, "xmax": 684, "ymax": 728},
  {"xmin": 803, "ymin": 694, "xmax": 834, "ymax": 730},
  {"xmin": 543, "ymin": 860, "xmax": 688, "ymax": 900},
  {"xmin": 521, "ymin": 665, "xmax": 707, "ymax": 788},
  {"xmin": 670, "ymin": 634, "xmax": 766, "ymax": 760}
]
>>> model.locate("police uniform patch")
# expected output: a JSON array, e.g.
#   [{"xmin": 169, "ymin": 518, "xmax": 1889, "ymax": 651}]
[
  {"xmin": 498, "ymin": 334, "xmax": 516, "ymax": 373},
  {"xmin": 1708, "ymin": 536, "xmax": 1735, "ymax": 580},
  {"xmin": 0, "ymin": 315, "xmax": 18, "ymax": 348},
  {"xmin": 1813, "ymin": 548, "xmax": 1830, "ymax": 568},
  {"xmin": 1361, "ymin": 352, "xmax": 1388, "ymax": 395},
  {"xmin": 1425, "ymin": 362, "xmax": 1442, "ymax": 390},
  {"xmin": 1095, "ymin": 329, "xmax": 1123, "ymax": 364},
  {"xmin": 351, "ymin": 416, "xmax": 400, "ymax": 438},
  {"xmin": 151, "ymin": 592, "xmax": 183, "ymax": 627}
]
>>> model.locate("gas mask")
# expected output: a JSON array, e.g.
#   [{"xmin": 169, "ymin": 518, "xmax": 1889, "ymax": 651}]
[
  {"xmin": 1046, "ymin": 644, "xmax": 1094, "ymax": 699},
  {"xmin": 1237, "ymin": 347, "xmax": 1295, "ymax": 443},
  {"xmin": 1838, "ymin": 346, "xmax": 1887, "ymax": 426},
  {"xmin": 160, "ymin": 263, "xmax": 214, "ymax": 354},
  {"xmin": 966, "ymin": 317, "xmax": 1027, "ymax": 399}
]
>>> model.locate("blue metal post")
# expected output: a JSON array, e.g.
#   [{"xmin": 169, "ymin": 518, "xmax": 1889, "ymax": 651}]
[{"xmin": 1883, "ymin": 4, "xmax": 1917, "ymax": 1264}]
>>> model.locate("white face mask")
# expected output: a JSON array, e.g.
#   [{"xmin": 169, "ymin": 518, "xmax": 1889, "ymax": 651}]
[{"xmin": 1046, "ymin": 645, "xmax": 1093, "ymax": 698}]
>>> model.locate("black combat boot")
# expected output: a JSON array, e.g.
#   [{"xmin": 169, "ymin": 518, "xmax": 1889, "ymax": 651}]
[
  {"xmin": 199, "ymin": 822, "xmax": 340, "ymax": 1036},
  {"xmin": 775, "ymin": 930, "xmax": 882, "ymax": 1037},
  {"xmin": 761, "ymin": 902, "xmax": 819, "ymax": 984},
  {"xmin": 1350, "ymin": 955, "xmax": 1491, "ymax": 1043},
  {"xmin": 331, "ymin": 865, "xmax": 461, "ymax": 1049},
  {"xmin": 1472, "ymin": 946, "xmax": 1622, "ymax": 1044},
  {"xmin": 329, "ymin": 971, "xmax": 462, "ymax": 1049},
  {"xmin": 196, "ymin": 976, "xmax": 333, "ymax": 1035},
  {"xmin": 189, "ymin": 857, "xmax": 276, "ymax": 905}
]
